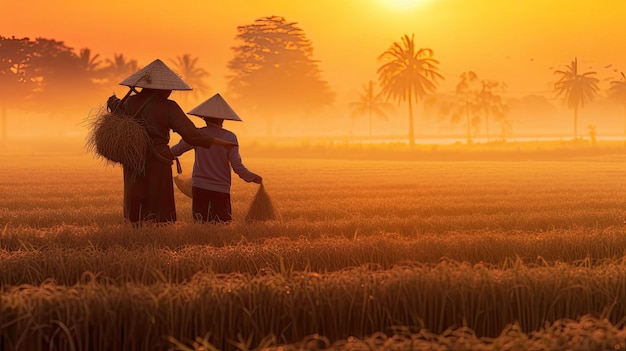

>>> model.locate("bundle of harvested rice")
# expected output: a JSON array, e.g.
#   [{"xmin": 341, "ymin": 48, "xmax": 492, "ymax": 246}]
[
  {"xmin": 245, "ymin": 184, "xmax": 279, "ymax": 222},
  {"xmin": 85, "ymin": 107, "xmax": 150, "ymax": 175}
]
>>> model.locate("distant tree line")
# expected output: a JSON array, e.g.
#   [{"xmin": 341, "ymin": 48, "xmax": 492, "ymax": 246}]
[
  {"xmin": 0, "ymin": 36, "xmax": 142, "ymax": 107},
  {"xmin": 0, "ymin": 16, "xmax": 336, "ymax": 142},
  {"xmin": 355, "ymin": 39, "xmax": 626, "ymax": 145},
  {"xmin": 2, "ymin": 16, "xmax": 626, "ymax": 146},
  {"xmin": 0, "ymin": 35, "xmax": 140, "ymax": 141}
]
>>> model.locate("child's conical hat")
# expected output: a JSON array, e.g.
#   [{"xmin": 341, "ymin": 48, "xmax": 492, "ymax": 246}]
[
  {"xmin": 119, "ymin": 59, "xmax": 192, "ymax": 90},
  {"xmin": 188, "ymin": 93, "xmax": 243, "ymax": 121}
]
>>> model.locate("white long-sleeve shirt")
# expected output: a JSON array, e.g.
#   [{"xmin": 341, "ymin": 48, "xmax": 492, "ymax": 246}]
[{"xmin": 171, "ymin": 124, "xmax": 259, "ymax": 194}]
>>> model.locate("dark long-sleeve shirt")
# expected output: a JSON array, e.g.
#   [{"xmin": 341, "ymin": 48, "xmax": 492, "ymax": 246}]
[{"xmin": 106, "ymin": 88, "xmax": 217, "ymax": 223}]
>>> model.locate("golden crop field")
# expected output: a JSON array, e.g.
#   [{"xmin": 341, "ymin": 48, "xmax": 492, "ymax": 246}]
[{"xmin": 1, "ymin": 150, "xmax": 626, "ymax": 350}]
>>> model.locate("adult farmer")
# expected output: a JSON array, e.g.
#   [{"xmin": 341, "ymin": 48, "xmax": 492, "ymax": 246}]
[
  {"xmin": 106, "ymin": 59, "xmax": 236, "ymax": 224},
  {"xmin": 171, "ymin": 93, "xmax": 262, "ymax": 223}
]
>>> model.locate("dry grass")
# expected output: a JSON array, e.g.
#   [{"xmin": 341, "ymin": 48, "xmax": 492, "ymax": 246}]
[
  {"xmin": 5, "ymin": 262, "xmax": 626, "ymax": 349},
  {"xmin": 1, "ymin": 153, "xmax": 626, "ymax": 350},
  {"xmin": 4, "ymin": 227, "xmax": 626, "ymax": 286},
  {"xmin": 197, "ymin": 315, "xmax": 626, "ymax": 351}
]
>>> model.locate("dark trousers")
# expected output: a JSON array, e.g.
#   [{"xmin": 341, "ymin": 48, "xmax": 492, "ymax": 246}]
[
  {"xmin": 123, "ymin": 156, "xmax": 176, "ymax": 224},
  {"xmin": 191, "ymin": 187, "xmax": 232, "ymax": 223}
]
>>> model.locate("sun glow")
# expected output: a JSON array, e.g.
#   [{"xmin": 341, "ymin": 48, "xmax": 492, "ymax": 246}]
[{"xmin": 379, "ymin": 0, "xmax": 432, "ymax": 11}]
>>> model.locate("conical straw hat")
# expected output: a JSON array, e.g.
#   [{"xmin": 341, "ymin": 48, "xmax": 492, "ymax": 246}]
[
  {"xmin": 119, "ymin": 59, "xmax": 192, "ymax": 90},
  {"xmin": 187, "ymin": 93, "xmax": 243, "ymax": 121}
]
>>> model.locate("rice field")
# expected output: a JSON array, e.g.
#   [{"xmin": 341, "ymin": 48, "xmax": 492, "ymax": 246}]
[{"xmin": 1, "ymin": 150, "xmax": 626, "ymax": 350}]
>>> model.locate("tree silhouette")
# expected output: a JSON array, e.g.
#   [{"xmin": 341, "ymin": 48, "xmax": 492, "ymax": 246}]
[
  {"xmin": 77, "ymin": 48, "xmax": 102, "ymax": 76},
  {"xmin": 435, "ymin": 71, "xmax": 509, "ymax": 144},
  {"xmin": 377, "ymin": 34, "xmax": 443, "ymax": 147},
  {"xmin": 454, "ymin": 71, "xmax": 481, "ymax": 144},
  {"xmin": 103, "ymin": 53, "xmax": 139, "ymax": 85},
  {"xmin": 553, "ymin": 57, "xmax": 599, "ymax": 140},
  {"xmin": 226, "ymin": 15, "xmax": 334, "ymax": 134},
  {"xmin": 477, "ymin": 79, "xmax": 508, "ymax": 142},
  {"xmin": 349, "ymin": 80, "xmax": 394, "ymax": 141},
  {"xmin": 608, "ymin": 72, "xmax": 626, "ymax": 140},
  {"xmin": 0, "ymin": 36, "xmax": 148, "ymax": 139},
  {"xmin": 0, "ymin": 36, "xmax": 35, "ymax": 143},
  {"xmin": 29, "ymin": 38, "xmax": 79, "ymax": 89},
  {"xmin": 169, "ymin": 53, "xmax": 210, "ymax": 107},
  {"xmin": 28, "ymin": 38, "xmax": 104, "ymax": 115}
]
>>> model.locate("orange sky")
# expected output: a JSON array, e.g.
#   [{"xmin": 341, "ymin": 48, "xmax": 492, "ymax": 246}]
[{"xmin": 5, "ymin": 0, "xmax": 626, "ymax": 100}]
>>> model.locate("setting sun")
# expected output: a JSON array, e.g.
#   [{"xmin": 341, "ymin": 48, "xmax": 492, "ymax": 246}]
[{"xmin": 379, "ymin": 0, "xmax": 432, "ymax": 11}]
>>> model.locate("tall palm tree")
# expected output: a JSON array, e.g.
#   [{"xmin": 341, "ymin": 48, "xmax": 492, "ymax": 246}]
[
  {"xmin": 78, "ymin": 48, "xmax": 101, "ymax": 73},
  {"xmin": 377, "ymin": 34, "xmax": 443, "ymax": 147},
  {"xmin": 608, "ymin": 72, "xmax": 626, "ymax": 140},
  {"xmin": 104, "ymin": 53, "xmax": 138, "ymax": 85},
  {"xmin": 554, "ymin": 57, "xmax": 599, "ymax": 140},
  {"xmin": 170, "ymin": 54, "xmax": 210, "ymax": 106},
  {"xmin": 477, "ymin": 79, "xmax": 507, "ymax": 142},
  {"xmin": 455, "ymin": 71, "xmax": 480, "ymax": 144},
  {"xmin": 77, "ymin": 48, "xmax": 106, "ymax": 89},
  {"xmin": 349, "ymin": 80, "xmax": 394, "ymax": 141}
]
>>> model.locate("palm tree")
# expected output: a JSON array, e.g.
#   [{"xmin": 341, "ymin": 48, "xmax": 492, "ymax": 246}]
[
  {"xmin": 78, "ymin": 48, "xmax": 101, "ymax": 73},
  {"xmin": 169, "ymin": 54, "xmax": 210, "ymax": 106},
  {"xmin": 349, "ymin": 80, "xmax": 394, "ymax": 141},
  {"xmin": 455, "ymin": 71, "xmax": 480, "ymax": 144},
  {"xmin": 608, "ymin": 72, "xmax": 626, "ymax": 140},
  {"xmin": 77, "ymin": 48, "xmax": 107, "ymax": 91},
  {"xmin": 553, "ymin": 57, "xmax": 599, "ymax": 140},
  {"xmin": 477, "ymin": 79, "xmax": 507, "ymax": 142},
  {"xmin": 377, "ymin": 34, "xmax": 443, "ymax": 147},
  {"xmin": 104, "ymin": 54, "xmax": 138, "ymax": 82}
]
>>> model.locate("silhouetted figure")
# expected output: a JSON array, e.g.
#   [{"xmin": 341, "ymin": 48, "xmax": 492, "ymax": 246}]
[
  {"xmin": 171, "ymin": 93, "xmax": 262, "ymax": 223},
  {"xmin": 106, "ymin": 59, "xmax": 235, "ymax": 224}
]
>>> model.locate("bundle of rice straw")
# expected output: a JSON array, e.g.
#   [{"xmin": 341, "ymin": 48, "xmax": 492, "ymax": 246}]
[
  {"xmin": 85, "ymin": 107, "xmax": 150, "ymax": 176},
  {"xmin": 245, "ymin": 184, "xmax": 279, "ymax": 222}
]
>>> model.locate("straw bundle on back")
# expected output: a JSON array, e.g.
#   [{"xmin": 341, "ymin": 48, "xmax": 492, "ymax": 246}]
[
  {"xmin": 245, "ymin": 184, "xmax": 279, "ymax": 222},
  {"xmin": 85, "ymin": 108, "xmax": 150, "ymax": 176}
]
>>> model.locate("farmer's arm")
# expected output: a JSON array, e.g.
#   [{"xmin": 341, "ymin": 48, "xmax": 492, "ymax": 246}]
[
  {"xmin": 170, "ymin": 138, "xmax": 193, "ymax": 157},
  {"xmin": 178, "ymin": 123, "xmax": 236, "ymax": 148},
  {"xmin": 168, "ymin": 102, "xmax": 237, "ymax": 148},
  {"xmin": 229, "ymin": 136, "xmax": 262, "ymax": 184}
]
